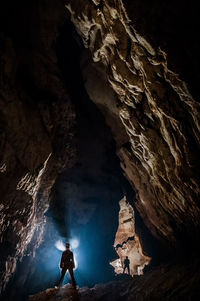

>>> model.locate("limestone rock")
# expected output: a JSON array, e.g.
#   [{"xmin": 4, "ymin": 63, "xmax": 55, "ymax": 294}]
[
  {"xmin": 110, "ymin": 197, "xmax": 150, "ymax": 275},
  {"xmin": 0, "ymin": 0, "xmax": 76, "ymax": 293},
  {"xmin": 1, "ymin": 0, "xmax": 200, "ymax": 299},
  {"xmin": 66, "ymin": 0, "xmax": 200, "ymax": 249}
]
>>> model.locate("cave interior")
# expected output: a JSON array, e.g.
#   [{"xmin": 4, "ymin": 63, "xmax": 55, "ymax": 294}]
[{"xmin": 0, "ymin": 0, "xmax": 200, "ymax": 300}]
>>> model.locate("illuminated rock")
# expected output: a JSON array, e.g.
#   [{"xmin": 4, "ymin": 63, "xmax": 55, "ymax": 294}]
[
  {"xmin": 110, "ymin": 197, "xmax": 150, "ymax": 275},
  {"xmin": 67, "ymin": 0, "xmax": 200, "ymax": 249},
  {"xmin": 0, "ymin": 0, "xmax": 200, "ymax": 299},
  {"xmin": 114, "ymin": 197, "xmax": 135, "ymax": 247}
]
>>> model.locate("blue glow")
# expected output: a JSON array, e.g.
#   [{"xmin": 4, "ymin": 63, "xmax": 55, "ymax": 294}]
[
  {"xmin": 64, "ymin": 197, "xmax": 119, "ymax": 287},
  {"xmin": 24, "ymin": 195, "xmax": 119, "ymax": 293},
  {"xmin": 55, "ymin": 239, "xmax": 79, "ymax": 270},
  {"xmin": 55, "ymin": 240, "xmax": 65, "ymax": 251},
  {"xmin": 69, "ymin": 238, "xmax": 79, "ymax": 249}
]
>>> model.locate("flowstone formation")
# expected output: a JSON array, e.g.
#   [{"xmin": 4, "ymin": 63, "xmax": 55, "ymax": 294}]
[
  {"xmin": 110, "ymin": 197, "xmax": 150, "ymax": 275},
  {"xmin": 66, "ymin": 0, "xmax": 200, "ymax": 249}
]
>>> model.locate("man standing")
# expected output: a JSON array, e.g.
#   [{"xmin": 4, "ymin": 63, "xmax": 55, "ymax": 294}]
[
  {"xmin": 56, "ymin": 243, "xmax": 77, "ymax": 289},
  {"xmin": 123, "ymin": 256, "xmax": 130, "ymax": 275}
]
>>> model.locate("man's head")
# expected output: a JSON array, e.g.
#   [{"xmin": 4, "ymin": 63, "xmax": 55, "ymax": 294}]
[{"xmin": 66, "ymin": 243, "xmax": 70, "ymax": 250}]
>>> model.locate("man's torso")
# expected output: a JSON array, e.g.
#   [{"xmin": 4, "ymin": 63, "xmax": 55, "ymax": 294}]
[{"xmin": 62, "ymin": 250, "xmax": 74, "ymax": 268}]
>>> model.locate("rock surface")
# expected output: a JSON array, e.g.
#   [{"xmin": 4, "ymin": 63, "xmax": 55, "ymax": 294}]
[
  {"xmin": 66, "ymin": 0, "xmax": 200, "ymax": 249},
  {"xmin": 110, "ymin": 197, "xmax": 150, "ymax": 275},
  {"xmin": 0, "ymin": 0, "xmax": 200, "ymax": 299},
  {"xmin": 28, "ymin": 260, "xmax": 200, "ymax": 301},
  {"xmin": 0, "ymin": 0, "xmax": 76, "ymax": 293}
]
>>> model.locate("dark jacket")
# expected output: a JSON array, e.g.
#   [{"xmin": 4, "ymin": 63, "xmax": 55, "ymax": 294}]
[
  {"xmin": 124, "ymin": 258, "xmax": 130, "ymax": 266},
  {"xmin": 60, "ymin": 250, "xmax": 75, "ymax": 269}
]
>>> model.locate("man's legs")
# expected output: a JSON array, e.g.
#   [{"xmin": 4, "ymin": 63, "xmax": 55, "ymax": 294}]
[
  {"xmin": 68, "ymin": 268, "xmax": 77, "ymax": 288},
  {"xmin": 57, "ymin": 268, "xmax": 67, "ymax": 287},
  {"xmin": 123, "ymin": 265, "xmax": 130, "ymax": 274}
]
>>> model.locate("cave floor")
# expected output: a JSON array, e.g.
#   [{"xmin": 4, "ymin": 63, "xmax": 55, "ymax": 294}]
[{"xmin": 29, "ymin": 259, "xmax": 200, "ymax": 301}]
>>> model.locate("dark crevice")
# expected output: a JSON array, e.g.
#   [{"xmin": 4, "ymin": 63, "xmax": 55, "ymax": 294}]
[{"xmin": 115, "ymin": 236, "xmax": 135, "ymax": 250}]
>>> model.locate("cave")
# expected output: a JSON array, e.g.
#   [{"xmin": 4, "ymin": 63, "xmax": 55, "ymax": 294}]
[{"xmin": 0, "ymin": 0, "xmax": 200, "ymax": 300}]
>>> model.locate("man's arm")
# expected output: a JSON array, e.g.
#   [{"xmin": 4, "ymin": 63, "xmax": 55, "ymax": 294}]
[
  {"xmin": 60, "ymin": 252, "xmax": 64, "ymax": 268},
  {"xmin": 71, "ymin": 253, "xmax": 75, "ymax": 269}
]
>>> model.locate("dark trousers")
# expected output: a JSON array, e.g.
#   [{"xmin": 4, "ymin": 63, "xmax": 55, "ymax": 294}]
[
  {"xmin": 123, "ymin": 265, "xmax": 130, "ymax": 275},
  {"xmin": 57, "ymin": 267, "xmax": 76, "ymax": 288}
]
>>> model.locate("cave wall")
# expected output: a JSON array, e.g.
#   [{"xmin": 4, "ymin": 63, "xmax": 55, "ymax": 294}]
[
  {"xmin": 0, "ymin": 1, "xmax": 157, "ymax": 295},
  {"xmin": 66, "ymin": 0, "xmax": 200, "ymax": 250},
  {"xmin": 0, "ymin": 0, "xmax": 200, "ymax": 297},
  {"xmin": 0, "ymin": 0, "xmax": 76, "ymax": 293},
  {"xmin": 3, "ymin": 50, "xmax": 132, "ymax": 299}
]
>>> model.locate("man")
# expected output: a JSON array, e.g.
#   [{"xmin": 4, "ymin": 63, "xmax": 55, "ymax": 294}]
[
  {"xmin": 56, "ymin": 242, "xmax": 77, "ymax": 289},
  {"xmin": 123, "ymin": 256, "xmax": 130, "ymax": 275}
]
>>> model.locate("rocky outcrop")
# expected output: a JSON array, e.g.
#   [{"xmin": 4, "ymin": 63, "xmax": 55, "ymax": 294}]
[
  {"xmin": 66, "ymin": 0, "xmax": 200, "ymax": 249},
  {"xmin": 110, "ymin": 197, "xmax": 150, "ymax": 275},
  {"xmin": 28, "ymin": 259, "xmax": 200, "ymax": 301},
  {"xmin": 0, "ymin": 0, "xmax": 76, "ymax": 293}
]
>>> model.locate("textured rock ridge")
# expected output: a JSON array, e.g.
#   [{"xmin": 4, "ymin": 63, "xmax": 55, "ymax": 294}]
[
  {"xmin": 66, "ymin": 0, "xmax": 200, "ymax": 247},
  {"xmin": 0, "ymin": 0, "xmax": 76, "ymax": 293}
]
